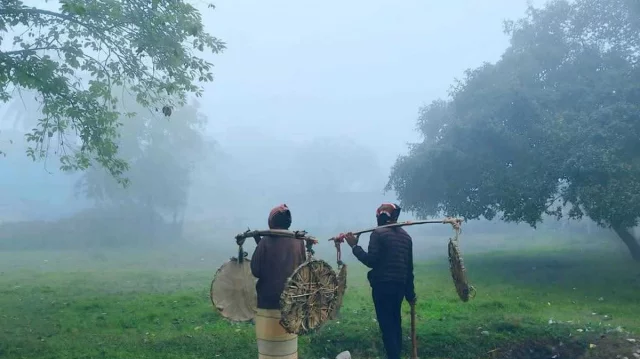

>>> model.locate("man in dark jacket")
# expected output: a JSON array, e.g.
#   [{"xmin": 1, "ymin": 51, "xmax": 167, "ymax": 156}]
[{"xmin": 344, "ymin": 203, "xmax": 416, "ymax": 359}]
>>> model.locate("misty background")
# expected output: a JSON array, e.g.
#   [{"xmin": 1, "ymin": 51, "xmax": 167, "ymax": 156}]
[{"xmin": 0, "ymin": 0, "xmax": 623, "ymax": 264}]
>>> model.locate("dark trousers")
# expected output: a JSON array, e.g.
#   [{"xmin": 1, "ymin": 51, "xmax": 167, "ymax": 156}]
[{"xmin": 372, "ymin": 282, "xmax": 405, "ymax": 359}]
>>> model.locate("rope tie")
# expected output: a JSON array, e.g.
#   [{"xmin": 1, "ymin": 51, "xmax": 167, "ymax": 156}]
[
  {"xmin": 238, "ymin": 244, "xmax": 244, "ymax": 263},
  {"xmin": 335, "ymin": 239, "xmax": 343, "ymax": 266},
  {"xmin": 305, "ymin": 239, "xmax": 315, "ymax": 258}
]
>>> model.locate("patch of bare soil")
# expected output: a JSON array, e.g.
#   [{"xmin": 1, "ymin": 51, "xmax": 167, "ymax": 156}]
[{"xmin": 491, "ymin": 335, "xmax": 639, "ymax": 359}]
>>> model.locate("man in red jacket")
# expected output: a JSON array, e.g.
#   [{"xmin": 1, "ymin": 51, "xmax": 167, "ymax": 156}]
[{"xmin": 344, "ymin": 203, "xmax": 416, "ymax": 359}]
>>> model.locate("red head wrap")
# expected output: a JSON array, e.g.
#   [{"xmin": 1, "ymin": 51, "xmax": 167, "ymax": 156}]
[{"xmin": 268, "ymin": 204, "xmax": 292, "ymax": 229}]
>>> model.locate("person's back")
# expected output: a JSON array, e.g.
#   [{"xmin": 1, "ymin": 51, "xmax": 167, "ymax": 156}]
[
  {"xmin": 249, "ymin": 204, "xmax": 305, "ymax": 359},
  {"xmin": 365, "ymin": 227, "xmax": 413, "ymax": 287},
  {"xmin": 251, "ymin": 235, "xmax": 305, "ymax": 309}
]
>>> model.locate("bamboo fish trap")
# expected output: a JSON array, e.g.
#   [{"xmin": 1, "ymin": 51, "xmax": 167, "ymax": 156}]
[
  {"xmin": 279, "ymin": 237, "xmax": 340, "ymax": 335},
  {"xmin": 209, "ymin": 229, "xmax": 316, "ymax": 323},
  {"xmin": 210, "ymin": 228, "xmax": 342, "ymax": 336},
  {"xmin": 445, "ymin": 218, "xmax": 476, "ymax": 302}
]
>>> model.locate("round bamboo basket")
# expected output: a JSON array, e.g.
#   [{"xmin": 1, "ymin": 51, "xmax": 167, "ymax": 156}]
[
  {"xmin": 210, "ymin": 258, "xmax": 257, "ymax": 322},
  {"xmin": 279, "ymin": 259, "xmax": 339, "ymax": 335}
]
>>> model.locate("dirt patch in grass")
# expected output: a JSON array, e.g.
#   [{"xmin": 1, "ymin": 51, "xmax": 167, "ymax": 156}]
[
  {"xmin": 491, "ymin": 334, "xmax": 639, "ymax": 359},
  {"xmin": 491, "ymin": 337, "xmax": 585, "ymax": 359}
]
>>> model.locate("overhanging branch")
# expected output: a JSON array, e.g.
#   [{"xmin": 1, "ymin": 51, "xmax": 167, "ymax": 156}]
[
  {"xmin": 0, "ymin": 7, "xmax": 93, "ymax": 31},
  {"xmin": 0, "ymin": 46, "xmax": 60, "ymax": 57}
]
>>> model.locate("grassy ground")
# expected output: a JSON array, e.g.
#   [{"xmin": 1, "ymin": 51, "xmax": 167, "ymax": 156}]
[{"xmin": 1, "ymin": 245, "xmax": 639, "ymax": 359}]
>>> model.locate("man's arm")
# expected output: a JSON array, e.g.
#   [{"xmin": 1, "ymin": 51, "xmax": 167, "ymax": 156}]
[
  {"xmin": 352, "ymin": 231, "xmax": 383, "ymax": 268},
  {"xmin": 250, "ymin": 241, "xmax": 265, "ymax": 278},
  {"xmin": 405, "ymin": 239, "xmax": 416, "ymax": 302}
]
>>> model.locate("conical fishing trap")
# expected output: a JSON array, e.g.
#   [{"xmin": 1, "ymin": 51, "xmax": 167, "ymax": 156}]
[{"xmin": 444, "ymin": 218, "xmax": 476, "ymax": 302}]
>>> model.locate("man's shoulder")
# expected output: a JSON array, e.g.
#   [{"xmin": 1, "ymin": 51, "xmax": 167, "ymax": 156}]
[
  {"xmin": 372, "ymin": 226, "xmax": 410, "ymax": 236},
  {"xmin": 397, "ymin": 227, "xmax": 412, "ymax": 238},
  {"xmin": 371, "ymin": 227, "xmax": 388, "ymax": 237},
  {"xmin": 373, "ymin": 227, "xmax": 412, "ymax": 239}
]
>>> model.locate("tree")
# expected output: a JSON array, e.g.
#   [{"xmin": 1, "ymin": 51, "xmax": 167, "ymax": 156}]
[
  {"xmin": 75, "ymin": 92, "xmax": 210, "ymax": 240},
  {"xmin": 387, "ymin": 0, "xmax": 640, "ymax": 260},
  {"xmin": 0, "ymin": 0, "xmax": 224, "ymax": 180}
]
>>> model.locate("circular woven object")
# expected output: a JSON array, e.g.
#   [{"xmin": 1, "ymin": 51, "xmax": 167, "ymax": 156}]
[
  {"xmin": 279, "ymin": 259, "xmax": 339, "ymax": 335},
  {"xmin": 329, "ymin": 265, "xmax": 347, "ymax": 320},
  {"xmin": 210, "ymin": 259, "xmax": 257, "ymax": 322},
  {"xmin": 448, "ymin": 238, "xmax": 475, "ymax": 302}
]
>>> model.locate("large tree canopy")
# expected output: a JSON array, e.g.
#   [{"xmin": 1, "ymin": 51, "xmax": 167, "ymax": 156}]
[
  {"xmin": 0, "ymin": 0, "xmax": 224, "ymax": 180},
  {"xmin": 387, "ymin": 0, "xmax": 640, "ymax": 260},
  {"xmin": 75, "ymin": 92, "xmax": 211, "ymax": 241}
]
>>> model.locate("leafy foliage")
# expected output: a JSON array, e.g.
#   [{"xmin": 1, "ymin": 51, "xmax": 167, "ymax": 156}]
[
  {"xmin": 0, "ymin": 0, "xmax": 224, "ymax": 180},
  {"xmin": 75, "ymin": 93, "xmax": 211, "ymax": 235},
  {"xmin": 387, "ymin": 0, "xmax": 640, "ymax": 257}
]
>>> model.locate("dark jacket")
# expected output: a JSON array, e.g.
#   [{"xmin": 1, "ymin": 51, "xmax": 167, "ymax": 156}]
[
  {"xmin": 250, "ymin": 235, "xmax": 306, "ymax": 309},
  {"xmin": 352, "ymin": 227, "xmax": 416, "ymax": 301}
]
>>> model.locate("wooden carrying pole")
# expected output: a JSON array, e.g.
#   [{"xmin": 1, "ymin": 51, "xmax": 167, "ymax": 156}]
[
  {"xmin": 327, "ymin": 218, "xmax": 462, "ymax": 242},
  {"xmin": 236, "ymin": 229, "xmax": 318, "ymax": 244},
  {"xmin": 411, "ymin": 301, "xmax": 418, "ymax": 359},
  {"xmin": 234, "ymin": 229, "xmax": 318, "ymax": 262}
]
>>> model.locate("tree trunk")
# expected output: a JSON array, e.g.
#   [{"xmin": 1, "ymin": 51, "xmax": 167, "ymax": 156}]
[{"xmin": 613, "ymin": 225, "xmax": 640, "ymax": 261}]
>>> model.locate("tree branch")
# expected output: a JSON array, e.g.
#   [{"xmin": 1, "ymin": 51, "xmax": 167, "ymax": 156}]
[
  {"xmin": 0, "ymin": 7, "xmax": 95, "ymax": 32},
  {"xmin": 0, "ymin": 46, "xmax": 60, "ymax": 57}
]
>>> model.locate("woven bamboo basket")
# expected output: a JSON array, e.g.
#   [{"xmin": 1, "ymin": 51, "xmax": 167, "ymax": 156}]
[
  {"xmin": 279, "ymin": 259, "xmax": 339, "ymax": 335},
  {"xmin": 447, "ymin": 227, "xmax": 475, "ymax": 302}
]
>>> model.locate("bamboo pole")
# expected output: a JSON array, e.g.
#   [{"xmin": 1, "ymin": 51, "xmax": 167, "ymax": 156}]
[
  {"xmin": 234, "ymin": 229, "xmax": 318, "ymax": 263},
  {"xmin": 235, "ymin": 229, "xmax": 318, "ymax": 244},
  {"xmin": 327, "ymin": 218, "xmax": 462, "ymax": 242}
]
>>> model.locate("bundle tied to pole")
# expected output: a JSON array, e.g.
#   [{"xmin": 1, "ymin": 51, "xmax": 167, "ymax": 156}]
[
  {"xmin": 443, "ymin": 217, "xmax": 476, "ymax": 302},
  {"xmin": 209, "ymin": 228, "xmax": 319, "ymax": 324},
  {"xmin": 328, "ymin": 235, "xmax": 347, "ymax": 320},
  {"xmin": 328, "ymin": 217, "xmax": 475, "ymax": 303}
]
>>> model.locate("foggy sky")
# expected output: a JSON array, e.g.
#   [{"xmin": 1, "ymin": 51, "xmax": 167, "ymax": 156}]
[
  {"xmin": 200, "ymin": 0, "xmax": 545, "ymax": 168},
  {"xmin": 0, "ymin": 0, "xmax": 547, "ymax": 169}
]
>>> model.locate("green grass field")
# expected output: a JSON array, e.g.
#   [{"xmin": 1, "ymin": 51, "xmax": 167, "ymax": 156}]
[{"xmin": 1, "ymin": 243, "xmax": 639, "ymax": 359}]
